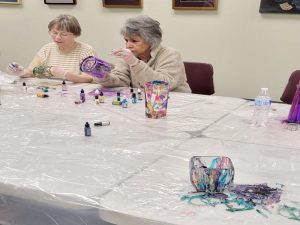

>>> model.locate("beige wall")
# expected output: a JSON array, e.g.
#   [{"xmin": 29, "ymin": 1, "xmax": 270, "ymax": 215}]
[{"xmin": 0, "ymin": 0, "xmax": 299, "ymax": 101}]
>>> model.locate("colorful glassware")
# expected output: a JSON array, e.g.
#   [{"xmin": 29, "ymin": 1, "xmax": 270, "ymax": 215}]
[
  {"xmin": 190, "ymin": 156, "xmax": 235, "ymax": 193},
  {"xmin": 80, "ymin": 56, "xmax": 114, "ymax": 79},
  {"xmin": 144, "ymin": 80, "xmax": 169, "ymax": 119},
  {"xmin": 33, "ymin": 66, "xmax": 53, "ymax": 78}
]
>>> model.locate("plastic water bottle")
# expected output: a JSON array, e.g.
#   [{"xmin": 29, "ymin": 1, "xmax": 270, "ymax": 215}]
[{"xmin": 252, "ymin": 88, "xmax": 272, "ymax": 127}]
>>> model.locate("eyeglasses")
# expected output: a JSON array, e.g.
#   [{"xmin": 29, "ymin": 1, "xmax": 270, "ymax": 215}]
[{"xmin": 49, "ymin": 30, "xmax": 73, "ymax": 38}]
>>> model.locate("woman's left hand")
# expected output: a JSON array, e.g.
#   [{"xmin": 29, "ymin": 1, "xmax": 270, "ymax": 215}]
[{"xmin": 111, "ymin": 48, "xmax": 139, "ymax": 67}]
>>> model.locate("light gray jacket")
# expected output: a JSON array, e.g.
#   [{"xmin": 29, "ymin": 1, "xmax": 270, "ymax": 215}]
[{"xmin": 96, "ymin": 45, "xmax": 191, "ymax": 93}]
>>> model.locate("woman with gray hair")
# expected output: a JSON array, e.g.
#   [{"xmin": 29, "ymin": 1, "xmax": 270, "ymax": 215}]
[{"xmin": 98, "ymin": 15, "xmax": 191, "ymax": 92}]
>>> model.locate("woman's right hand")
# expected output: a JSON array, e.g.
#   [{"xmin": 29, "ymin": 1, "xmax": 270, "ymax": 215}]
[{"xmin": 6, "ymin": 62, "xmax": 25, "ymax": 76}]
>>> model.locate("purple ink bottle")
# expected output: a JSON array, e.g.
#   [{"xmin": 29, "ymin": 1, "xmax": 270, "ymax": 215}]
[
  {"xmin": 80, "ymin": 89, "xmax": 85, "ymax": 103},
  {"xmin": 84, "ymin": 122, "xmax": 91, "ymax": 136}
]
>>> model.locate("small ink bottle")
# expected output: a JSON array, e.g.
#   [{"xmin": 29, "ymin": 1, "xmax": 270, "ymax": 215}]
[
  {"xmin": 80, "ymin": 89, "xmax": 85, "ymax": 103},
  {"xmin": 62, "ymin": 80, "xmax": 67, "ymax": 92},
  {"xmin": 22, "ymin": 82, "xmax": 27, "ymax": 93},
  {"xmin": 99, "ymin": 91, "xmax": 105, "ymax": 103},
  {"xmin": 84, "ymin": 122, "xmax": 91, "ymax": 136},
  {"xmin": 122, "ymin": 96, "xmax": 128, "ymax": 108},
  {"xmin": 130, "ymin": 88, "xmax": 134, "ymax": 97},
  {"xmin": 132, "ymin": 93, "xmax": 137, "ymax": 103},
  {"xmin": 94, "ymin": 89, "xmax": 100, "ymax": 96},
  {"xmin": 137, "ymin": 88, "xmax": 143, "ymax": 100},
  {"xmin": 95, "ymin": 95, "xmax": 99, "ymax": 104},
  {"xmin": 117, "ymin": 91, "xmax": 121, "ymax": 102}
]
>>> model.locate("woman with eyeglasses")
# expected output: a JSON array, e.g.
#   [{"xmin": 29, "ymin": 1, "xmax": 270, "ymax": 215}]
[
  {"xmin": 7, "ymin": 14, "xmax": 95, "ymax": 83},
  {"xmin": 95, "ymin": 15, "xmax": 191, "ymax": 92}
]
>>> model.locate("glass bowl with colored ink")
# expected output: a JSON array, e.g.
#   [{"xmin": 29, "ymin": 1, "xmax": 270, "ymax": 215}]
[{"xmin": 190, "ymin": 156, "xmax": 235, "ymax": 193}]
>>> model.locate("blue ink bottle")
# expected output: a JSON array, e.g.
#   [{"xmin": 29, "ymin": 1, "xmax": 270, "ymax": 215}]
[
  {"xmin": 122, "ymin": 96, "xmax": 128, "ymax": 108},
  {"xmin": 132, "ymin": 93, "xmax": 137, "ymax": 103},
  {"xmin": 80, "ymin": 89, "xmax": 85, "ymax": 103},
  {"xmin": 84, "ymin": 122, "xmax": 91, "ymax": 136}
]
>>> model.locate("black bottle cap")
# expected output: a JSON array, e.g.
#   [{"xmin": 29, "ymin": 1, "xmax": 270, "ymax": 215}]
[
  {"xmin": 100, "ymin": 91, "xmax": 103, "ymax": 96},
  {"xmin": 117, "ymin": 91, "xmax": 120, "ymax": 96},
  {"xmin": 85, "ymin": 122, "xmax": 90, "ymax": 128},
  {"xmin": 23, "ymin": 82, "xmax": 26, "ymax": 86},
  {"xmin": 95, "ymin": 95, "xmax": 99, "ymax": 99},
  {"xmin": 81, "ymin": 89, "xmax": 84, "ymax": 93},
  {"xmin": 62, "ymin": 80, "xmax": 66, "ymax": 85}
]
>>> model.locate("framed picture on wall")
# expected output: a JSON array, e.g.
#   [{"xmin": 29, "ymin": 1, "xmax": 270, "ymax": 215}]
[
  {"xmin": 173, "ymin": 0, "xmax": 218, "ymax": 10},
  {"xmin": 259, "ymin": 0, "xmax": 300, "ymax": 14},
  {"xmin": 0, "ymin": 0, "xmax": 21, "ymax": 4},
  {"xmin": 44, "ymin": 0, "xmax": 76, "ymax": 4},
  {"xmin": 103, "ymin": 0, "xmax": 143, "ymax": 8}
]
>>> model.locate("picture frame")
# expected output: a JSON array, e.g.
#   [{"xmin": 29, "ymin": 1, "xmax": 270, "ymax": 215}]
[
  {"xmin": 103, "ymin": 0, "xmax": 143, "ymax": 8},
  {"xmin": 44, "ymin": 0, "xmax": 76, "ymax": 4},
  {"xmin": 259, "ymin": 0, "xmax": 300, "ymax": 14},
  {"xmin": 0, "ymin": 0, "xmax": 21, "ymax": 4},
  {"xmin": 173, "ymin": 0, "xmax": 218, "ymax": 10}
]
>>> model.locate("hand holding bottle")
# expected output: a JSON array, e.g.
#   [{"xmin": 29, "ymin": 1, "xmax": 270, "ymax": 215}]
[{"xmin": 6, "ymin": 62, "xmax": 25, "ymax": 76}]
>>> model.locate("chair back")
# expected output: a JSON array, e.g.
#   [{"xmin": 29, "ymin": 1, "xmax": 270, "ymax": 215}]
[
  {"xmin": 184, "ymin": 61, "xmax": 215, "ymax": 95},
  {"xmin": 280, "ymin": 70, "xmax": 300, "ymax": 104}
]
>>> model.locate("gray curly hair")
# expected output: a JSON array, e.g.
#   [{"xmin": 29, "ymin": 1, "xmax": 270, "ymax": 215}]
[{"xmin": 120, "ymin": 15, "xmax": 162, "ymax": 49}]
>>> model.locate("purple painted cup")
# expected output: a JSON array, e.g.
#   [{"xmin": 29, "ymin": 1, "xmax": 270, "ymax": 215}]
[{"xmin": 80, "ymin": 56, "xmax": 114, "ymax": 79}]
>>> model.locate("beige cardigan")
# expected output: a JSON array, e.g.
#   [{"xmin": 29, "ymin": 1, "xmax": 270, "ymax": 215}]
[{"xmin": 96, "ymin": 45, "xmax": 191, "ymax": 93}]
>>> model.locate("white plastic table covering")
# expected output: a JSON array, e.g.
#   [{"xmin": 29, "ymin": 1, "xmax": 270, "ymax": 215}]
[
  {"xmin": 100, "ymin": 138, "xmax": 299, "ymax": 225},
  {"xmin": 0, "ymin": 74, "xmax": 249, "ymax": 223},
  {"xmin": 99, "ymin": 104, "xmax": 300, "ymax": 224}
]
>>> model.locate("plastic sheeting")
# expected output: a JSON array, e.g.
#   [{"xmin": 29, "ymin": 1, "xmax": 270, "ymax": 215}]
[{"xmin": 0, "ymin": 72, "xmax": 299, "ymax": 225}]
